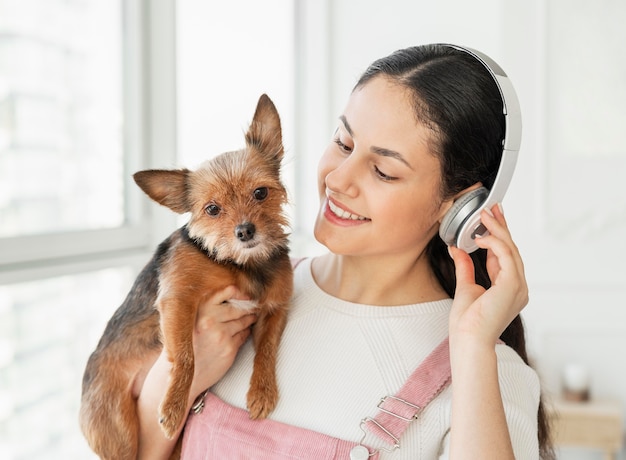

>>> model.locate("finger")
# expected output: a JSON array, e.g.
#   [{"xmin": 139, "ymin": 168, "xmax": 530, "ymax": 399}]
[
  {"xmin": 221, "ymin": 310, "xmax": 257, "ymax": 334},
  {"xmin": 482, "ymin": 206, "xmax": 521, "ymax": 268},
  {"xmin": 474, "ymin": 233, "xmax": 515, "ymax": 275},
  {"xmin": 490, "ymin": 203, "xmax": 508, "ymax": 229},
  {"xmin": 477, "ymin": 208, "xmax": 517, "ymax": 257},
  {"xmin": 214, "ymin": 286, "xmax": 254, "ymax": 314},
  {"xmin": 214, "ymin": 305, "xmax": 256, "ymax": 327},
  {"xmin": 491, "ymin": 205, "xmax": 526, "ymax": 277},
  {"xmin": 206, "ymin": 285, "xmax": 240, "ymax": 305},
  {"xmin": 200, "ymin": 286, "xmax": 251, "ymax": 317},
  {"xmin": 474, "ymin": 234, "xmax": 527, "ymax": 301},
  {"xmin": 237, "ymin": 312, "xmax": 258, "ymax": 331},
  {"xmin": 477, "ymin": 208, "xmax": 525, "ymax": 276},
  {"xmin": 448, "ymin": 245, "xmax": 476, "ymax": 288},
  {"xmin": 233, "ymin": 327, "xmax": 252, "ymax": 347},
  {"xmin": 480, "ymin": 207, "xmax": 511, "ymax": 243},
  {"xmin": 228, "ymin": 288, "xmax": 251, "ymax": 301},
  {"xmin": 217, "ymin": 315, "xmax": 256, "ymax": 351}
]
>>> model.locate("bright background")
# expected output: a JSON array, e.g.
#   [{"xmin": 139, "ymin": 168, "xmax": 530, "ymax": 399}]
[{"xmin": 0, "ymin": 1, "xmax": 624, "ymax": 459}]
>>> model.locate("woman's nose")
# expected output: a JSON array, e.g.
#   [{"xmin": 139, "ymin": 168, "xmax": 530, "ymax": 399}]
[{"xmin": 325, "ymin": 154, "xmax": 360, "ymax": 197}]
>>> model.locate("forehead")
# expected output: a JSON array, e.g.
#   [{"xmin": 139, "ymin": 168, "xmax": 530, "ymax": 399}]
[{"xmin": 343, "ymin": 77, "xmax": 438, "ymax": 166}]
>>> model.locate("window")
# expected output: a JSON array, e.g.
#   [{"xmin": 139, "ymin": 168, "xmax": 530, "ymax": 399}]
[
  {"xmin": 0, "ymin": 268, "xmax": 134, "ymax": 459},
  {"xmin": 0, "ymin": 1, "xmax": 296, "ymax": 458},
  {"xmin": 0, "ymin": 1, "xmax": 175, "ymax": 458},
  {"xmin": 0, "ymin": 1, "xmax": 124, "ymax": 238}
]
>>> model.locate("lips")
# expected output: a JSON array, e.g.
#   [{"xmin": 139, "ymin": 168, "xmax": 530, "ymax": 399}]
[{"xmin": 327, "ymin": 198, "xmax": 369, "ymax": 221}]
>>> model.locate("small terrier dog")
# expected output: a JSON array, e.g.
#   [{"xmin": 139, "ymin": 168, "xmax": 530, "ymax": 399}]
[{"xmin": 80, "ymin": 94, "xmax": 293, "ymax": 460}]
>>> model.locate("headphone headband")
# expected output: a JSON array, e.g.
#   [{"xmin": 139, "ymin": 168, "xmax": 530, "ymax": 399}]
[
  {"xmin": 443, "ymin": 44, "xmax": 522, "ymax": 151},
  {"xmin": 437, "ymin": 44, "xmax": 522, "ymax": 252}
]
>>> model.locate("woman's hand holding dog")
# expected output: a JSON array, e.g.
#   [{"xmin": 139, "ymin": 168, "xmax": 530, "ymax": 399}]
[
  {"xmin": 137, "ymin": 286, "xmax": 255, "ymax": 460},
  {"xmin": 191, "ymin": 285, "xmax": 257, "ymax": 399}
]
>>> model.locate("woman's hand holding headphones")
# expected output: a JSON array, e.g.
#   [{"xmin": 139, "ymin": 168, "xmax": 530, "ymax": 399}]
[
  {"xmin": 446, "ymin": 203, "xmax": 526, "ymax": 459},
  {"xmin": 447, "ymin": 203, "xmax": 528, "ymax": 347}
]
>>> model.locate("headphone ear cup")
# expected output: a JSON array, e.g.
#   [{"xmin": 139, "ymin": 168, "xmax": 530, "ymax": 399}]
[{"xmin": 439, "ymin": 187, "xmax": 489, "ymax": 246}]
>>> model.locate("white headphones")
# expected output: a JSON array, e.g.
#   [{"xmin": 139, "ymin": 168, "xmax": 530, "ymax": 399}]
[{"xmin": 438, "ymin": 44, "xmax": 522, "ymax": 253}]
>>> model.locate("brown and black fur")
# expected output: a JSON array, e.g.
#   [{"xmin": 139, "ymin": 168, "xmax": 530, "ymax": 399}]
[{"xmin": 80, "ymin": 94, "xmax": 293, "ymax": 460}]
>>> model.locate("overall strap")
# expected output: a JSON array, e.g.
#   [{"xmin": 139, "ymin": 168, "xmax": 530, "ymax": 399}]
[{"xmin": 359, "ymin": 337, "xmax": 451, "ymax": 454}]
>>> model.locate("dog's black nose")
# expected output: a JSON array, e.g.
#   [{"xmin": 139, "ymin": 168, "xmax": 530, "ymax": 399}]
[{"xmin": 235, "ymin": 222, "xmax": 256, "ymax": 242}]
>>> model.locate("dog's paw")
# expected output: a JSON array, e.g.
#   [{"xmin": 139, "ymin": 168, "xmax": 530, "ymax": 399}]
[
  {"xmin": 158, "ymin": 397, "xmax": 188, "ymax": 439},
  {"xmin": 246, "ymin": 382, "xmax": 278, "ymax": 419}
]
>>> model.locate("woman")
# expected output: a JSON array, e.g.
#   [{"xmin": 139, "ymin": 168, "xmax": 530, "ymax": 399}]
[{"xmin": 137, "ymin": 44, "xmax": 553, "ymax": 459}]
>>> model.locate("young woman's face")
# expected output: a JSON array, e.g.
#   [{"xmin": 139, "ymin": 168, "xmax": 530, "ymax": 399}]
[{"xmin": 314, "ymin": 76, "xmax": 452, "ymax": 258}]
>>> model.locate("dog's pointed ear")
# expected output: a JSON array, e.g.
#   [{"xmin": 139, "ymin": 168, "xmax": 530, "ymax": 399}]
[
  {"xmin": 133, "ymin": 169, "xmax": 191, "ymax": 214},
  {"xmin": 245, "ymin": 94, "xmax": 283, "ymax": 167}
]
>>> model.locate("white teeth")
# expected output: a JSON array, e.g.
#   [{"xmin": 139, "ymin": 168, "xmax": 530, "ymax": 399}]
[{"xmin": 328, "ymin": 199, "xmax": 368, "ymax": 221}]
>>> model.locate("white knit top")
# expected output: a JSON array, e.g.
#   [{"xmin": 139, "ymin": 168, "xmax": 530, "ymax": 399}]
[{"xmin": 211, "ymin": 258, "xmax": 540, "ymax": 459}]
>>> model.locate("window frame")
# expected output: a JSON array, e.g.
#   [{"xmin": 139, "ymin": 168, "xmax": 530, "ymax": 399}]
[{"xmin": 0, "ymin": 0, "xmax": 177, "ymax": 284}]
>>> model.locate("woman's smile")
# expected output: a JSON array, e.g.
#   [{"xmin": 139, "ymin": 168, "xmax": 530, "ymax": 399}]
[{"xmin": 326, "ymin": 197, "xmax": 370, "ymax": 222}]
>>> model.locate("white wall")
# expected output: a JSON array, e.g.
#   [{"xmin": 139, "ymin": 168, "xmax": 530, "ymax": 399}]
[{"xmin": 306, "ymin": 1, "xmax": 626, "ymax": 458}]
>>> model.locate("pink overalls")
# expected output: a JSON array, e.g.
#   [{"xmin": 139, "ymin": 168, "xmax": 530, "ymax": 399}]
[{"xmin": 180, "ymin": 338, "xmax": 451, "ymax": 460}]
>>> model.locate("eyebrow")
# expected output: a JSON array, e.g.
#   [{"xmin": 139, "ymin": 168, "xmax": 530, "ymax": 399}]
[{"xmin": 339, "ymin": 115, "xmax": 413, "ymax": 170}]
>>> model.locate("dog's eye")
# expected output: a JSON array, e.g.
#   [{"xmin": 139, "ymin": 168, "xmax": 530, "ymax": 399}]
[
  {"xmin": 205, "ymin": 204, "xmax": 221, "ymax": 216},
  {"xmin": 253, "ymin": 187, "xmax": 269, "ymax": 201}
]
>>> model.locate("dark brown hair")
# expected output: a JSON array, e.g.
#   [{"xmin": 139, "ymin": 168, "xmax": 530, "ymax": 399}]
[{"xmin": 356, "ymin": 44, "xmax": 553, "ymax": 459}]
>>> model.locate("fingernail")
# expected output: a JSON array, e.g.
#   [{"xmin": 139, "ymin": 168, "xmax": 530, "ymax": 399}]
[
  {"xmin": 447, "ymin": 246, "xmax": 454, "ymax": 259},
  {"xmin": 497, "ymin": 202, "xmax": 504, "ymax": 214}
]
